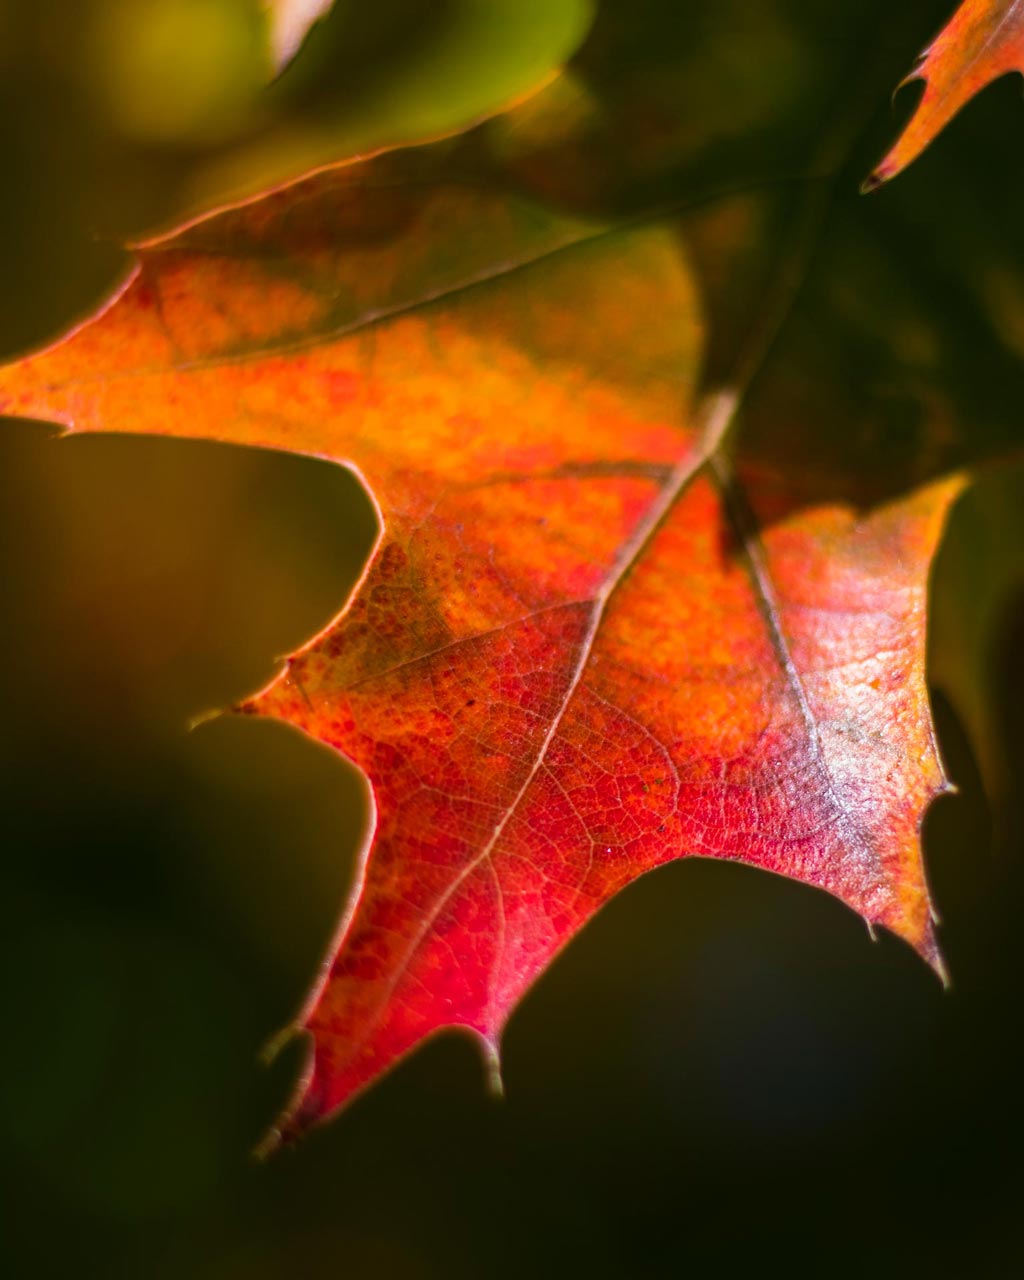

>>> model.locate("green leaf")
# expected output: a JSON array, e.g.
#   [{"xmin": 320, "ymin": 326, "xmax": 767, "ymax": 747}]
[{"xmin": 184, "ymin": 0, "xmax": 596, "ymax": 220}]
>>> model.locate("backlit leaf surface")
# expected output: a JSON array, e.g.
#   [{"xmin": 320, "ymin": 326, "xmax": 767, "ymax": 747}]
[
  {"xmin": 4, "ymin": 0, "xmax": 1024, "ymax": 1132},
  {"xmin": 0, "ymin": 179, "xmax": 958, "ymax": 1130}
]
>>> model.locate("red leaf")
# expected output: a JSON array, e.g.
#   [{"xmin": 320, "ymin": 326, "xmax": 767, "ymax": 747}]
[
  {"xmin": 0, "ymin": 148, "xmax": 961, "ymax": 1131},
  {"xmin": 866, "ymin": 0, "xmax": 1024, "ymax": 188}
]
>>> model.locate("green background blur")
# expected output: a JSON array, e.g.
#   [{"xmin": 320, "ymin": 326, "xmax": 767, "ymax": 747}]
[{"xmin": 2, "ymin": 2, "xmax": 1024, "ymax": 1276}]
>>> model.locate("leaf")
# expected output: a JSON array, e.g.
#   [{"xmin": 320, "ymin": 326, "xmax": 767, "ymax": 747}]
[
  {"xmin": 0, "ymin": 171, "xmax": 957, "ymax": 1125},
  {"xmin": 5, "ymin": 1, "xmax": 593, "ymax": 274},
  {"xmin": 186, "ymin": 0, "xmax": 596, "ymax": 221},
  {"xmin": 265, "ymin": 0, "xmax": 334, "ymax": 72},
  {"xmin": 866, "ymin": 0, "xmax": 1024, "ymax": 189},
  {"xmin": 4, "ymin": 0, "xmax": 1024, "ymax": 1133}
]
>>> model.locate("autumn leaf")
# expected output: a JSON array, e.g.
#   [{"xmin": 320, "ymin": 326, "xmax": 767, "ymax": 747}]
[
  {"xmin": 0, "ymin": 134, "xmax": 954, "ymax": 1126},
  {"xmin": 0, "ymin": 155, "xmax": 958, "ymax": 1126},
  {"xmin": 866, "ymin": 0, "xmax": 1024, "ymax": 189},
  {"xmin": 4, "ymin": 0, "xmax": 1024, "ymax": 1135}
]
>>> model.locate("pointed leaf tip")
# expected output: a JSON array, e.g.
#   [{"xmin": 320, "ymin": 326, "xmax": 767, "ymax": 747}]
[{"xmin": 870, "ymin": 0, "xmax": 1024, "ymax": 186}]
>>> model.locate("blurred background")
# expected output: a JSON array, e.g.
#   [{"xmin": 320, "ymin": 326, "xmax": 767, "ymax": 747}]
[{"xmin": 1, "ymin": 1, "xmax": 1024, "ymax": 1276}]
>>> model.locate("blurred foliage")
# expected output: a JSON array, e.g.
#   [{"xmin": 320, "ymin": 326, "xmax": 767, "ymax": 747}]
[
  {"xmin": 86, "ymin": 0, "xmax": 269, "ymax": 143},
  {"xmin": 932, "ymin": 455, "xmax": 1024, "ymax": 835},
  {"xmin": 0, "ymin": 0, "xmax": 592, "ymax": 352},
  {"xmin": 2, "ymin": 0, "xmax": 1024, "ymax": 1277}
]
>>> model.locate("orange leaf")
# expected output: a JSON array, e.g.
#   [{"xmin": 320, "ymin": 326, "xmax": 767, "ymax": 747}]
[
  {"xmin": 0, "ymin": 140, "xmax": 962, "ymax": 1131},
  {"xmin": 866, "ymin": 0, "xmax": 1024, "ymax": 189}
]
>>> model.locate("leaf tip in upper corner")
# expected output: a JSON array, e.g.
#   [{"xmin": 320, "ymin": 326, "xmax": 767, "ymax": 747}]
[{"xmin": 865, "ymin": 0, "xmax": 1024, "ymax": 190}]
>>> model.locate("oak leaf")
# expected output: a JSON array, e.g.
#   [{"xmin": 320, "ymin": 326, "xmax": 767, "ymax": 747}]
[
  {"xmin": 4, "ymin": 0, "xmax": 1023, "ymax": 1134},
  {"xmin": 0, "ymin": 176, "xmax": 958, "ymax": 1135}
]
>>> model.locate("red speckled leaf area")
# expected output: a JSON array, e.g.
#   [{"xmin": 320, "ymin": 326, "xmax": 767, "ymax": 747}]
[
  {"xmin": 868, "ymin": 0, "xmax": 1024, "ymax": 187},
  {"xmin": 0, "ymin": 151, "xmax": 958, "ymax": 1133}
]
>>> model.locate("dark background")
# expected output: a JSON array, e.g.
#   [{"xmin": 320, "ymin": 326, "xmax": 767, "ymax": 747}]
[{"xmin": 1, "ymin": 2, "xmax": 1023, "ymax": 1276}]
